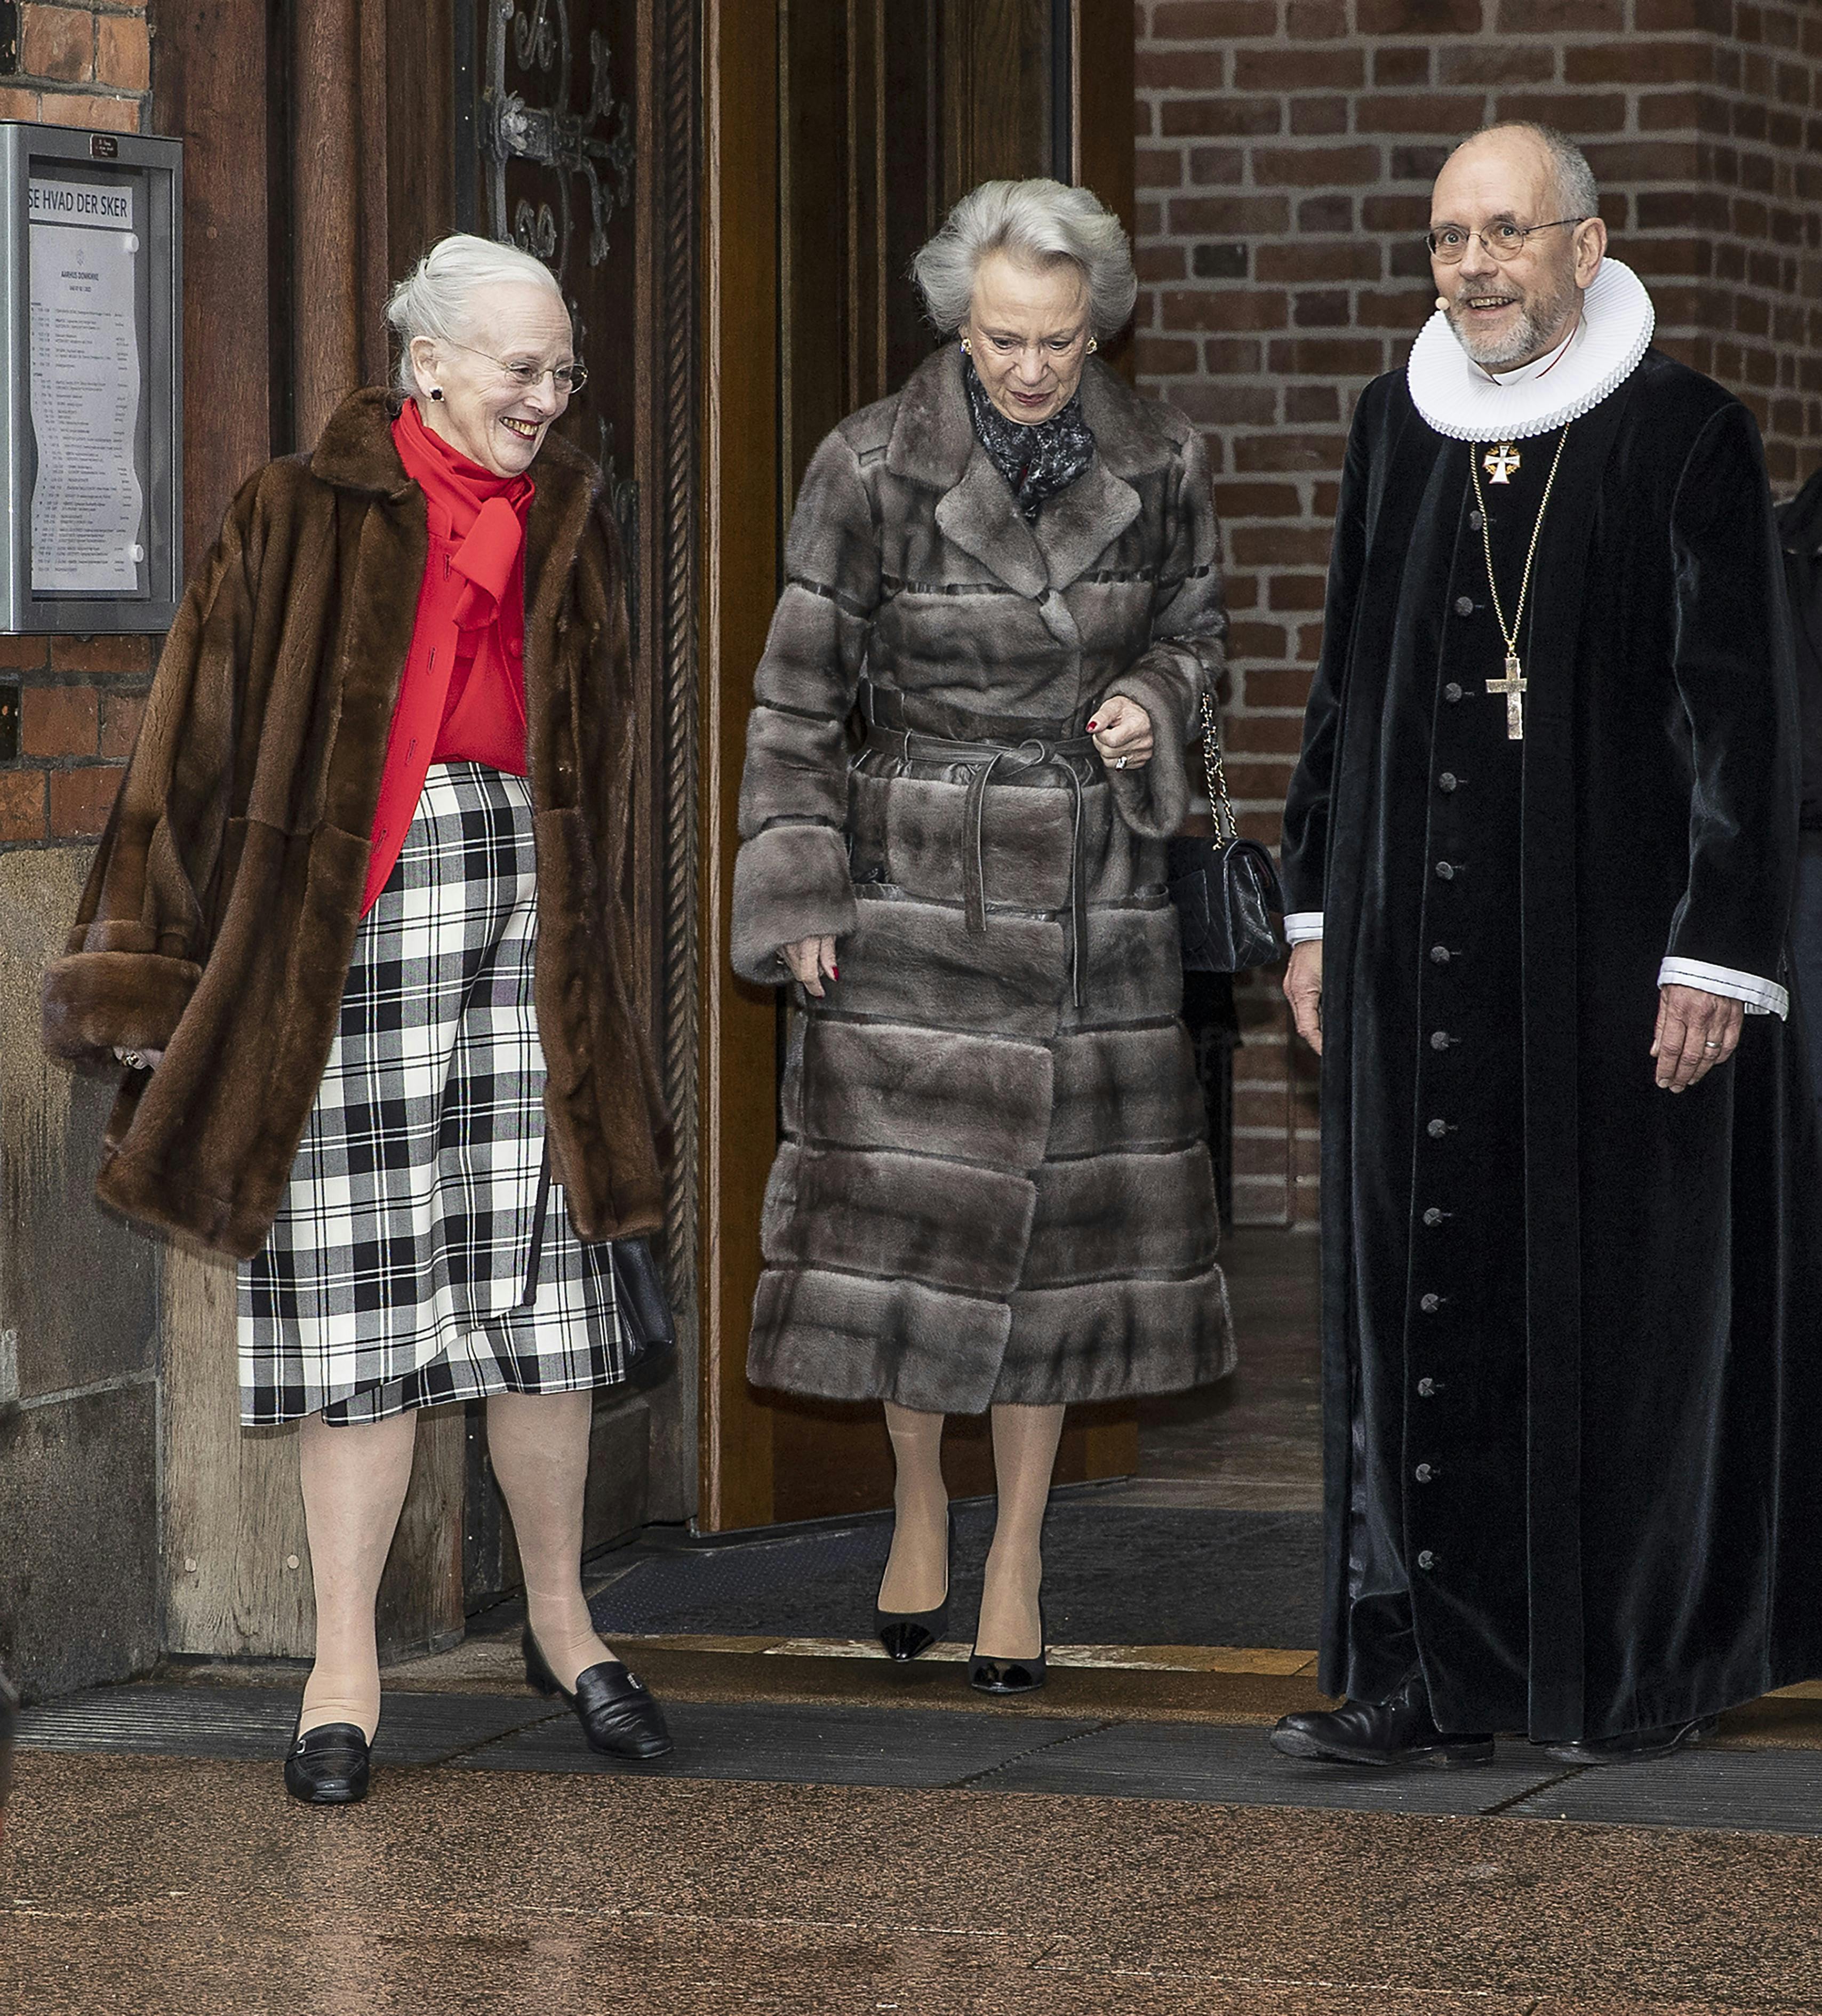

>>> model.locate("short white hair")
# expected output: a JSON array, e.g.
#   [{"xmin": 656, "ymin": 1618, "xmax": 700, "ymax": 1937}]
[
  {"xmin": 385, "ymin": 233, "xmax": 568, "ymax": 396},
  {"xmin": 912, "ymin": 179, "xmax": 1138, "ymax": 339}
]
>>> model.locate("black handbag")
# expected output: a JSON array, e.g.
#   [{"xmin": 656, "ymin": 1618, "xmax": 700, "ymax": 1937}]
[
  {"xmin": 610, "ymin": 1237, "xmax": 678, "ymax": 1390},
  {"xmin": 1166, "ymin": 690, "xmax": 1284, "ymax": 973}
]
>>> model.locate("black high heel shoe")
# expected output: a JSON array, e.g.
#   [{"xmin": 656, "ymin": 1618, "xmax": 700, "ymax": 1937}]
[
  {"xmin": 284, "ymin": 1720, "xmax": 372, "ymax": 1804},
  {"xmin": 874, "ymin": 1511, "xmax": 953, "ymax": 1662},
  {"xmin": 522, "ymin": 1627, "xmax": 674, "ymax": 1761},
  {"xmin": 969, "ymin": 1602, "xmax": 1048, "ymax": 1696}
]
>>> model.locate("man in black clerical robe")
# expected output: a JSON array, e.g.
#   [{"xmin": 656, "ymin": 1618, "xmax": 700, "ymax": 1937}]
[{"xmin": 1272, "ymin": 121, "xmax": 1822, "ymax": 1767}]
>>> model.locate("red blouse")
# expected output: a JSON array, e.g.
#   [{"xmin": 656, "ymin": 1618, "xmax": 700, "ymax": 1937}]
[{"xmin": 360, "ymin": 400, "xmax": 536, "ymax": 914}]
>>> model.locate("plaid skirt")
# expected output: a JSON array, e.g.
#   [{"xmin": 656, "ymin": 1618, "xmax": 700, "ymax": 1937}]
[{"xmin": 238, "ymin": 761, "xmax": 627, "ymax": 1426}]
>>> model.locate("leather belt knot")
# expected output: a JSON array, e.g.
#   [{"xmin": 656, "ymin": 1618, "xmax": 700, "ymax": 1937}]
[{"xmin": 862, "ymin": 719, "xmax": 1096, "ymax": 1008}]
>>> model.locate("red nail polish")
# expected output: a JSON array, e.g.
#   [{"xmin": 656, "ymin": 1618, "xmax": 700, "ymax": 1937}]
[
  {"xmin": 1086, "ymin": 719, "xmax": 1099, "ymax": 732},
  {"xmin": 831, "ymin": 966, "xmax": 840, "ymax": 980}
]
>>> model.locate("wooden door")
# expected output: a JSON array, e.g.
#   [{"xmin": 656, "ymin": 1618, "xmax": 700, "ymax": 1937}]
[{"xmin": 699, "ymin": 1, "xmax": 1140, "ymax": 1531}]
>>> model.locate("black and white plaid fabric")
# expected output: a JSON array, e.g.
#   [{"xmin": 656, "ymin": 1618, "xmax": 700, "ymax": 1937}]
[{"xmin": 238, "ymin": 761, "xmax": 625, "ymax": 1426}]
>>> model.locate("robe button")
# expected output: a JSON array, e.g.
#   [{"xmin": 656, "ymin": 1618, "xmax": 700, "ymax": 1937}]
[
  {"xmin": 1443, "ymin": 682, "xmax": 1464, "ymax": 702},
  {"xmin": 1429, "ymin": 945, "xmax": 1452, "ymax": 965},
  {"xmin": 1438, "ymin": 771, "xmax": 1458, "ymax": 792},
  {"xmin": 1453, "ymin": 595, "xmax": 1475, "ymax": 617},
  {"xmin": 1427, "ymin": 1118, "xmax": 1451, "ymax": 1138},
  {"xmin": 1434, "ymin": 860, "xmax": 1455, "ymax": 881},
  {"xmin": 1417, "ymin": 1377, "xmax": 1439, "ymax": 1397},
  {"xmin": 1468, "ymin": 510, "xmax": 1484, "ymax": 530},
  {"xmin": 1423, "ymin": 1207, "xmax": 1447, "ymax": 1226},
  {"xmin": 1419, "ymin": 1292, "xmax": 1444, "ymax": 1313},
  {"xmin": 1417, "ymin": 1549, "xmax": 1437, "ymax": 1570},
  {"xmin": 1415, "ymin": 1463, "xmax": 1435, "ymax": 1483},
  {"xmin": 1430, "ymin": 1030, "xmax": 1455, "ymax": 1051}
]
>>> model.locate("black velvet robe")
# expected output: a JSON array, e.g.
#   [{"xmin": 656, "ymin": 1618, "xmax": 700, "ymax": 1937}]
[{"xmin": 1281, "ymin": 348, "xmax": 1822, "ymax": 1742}]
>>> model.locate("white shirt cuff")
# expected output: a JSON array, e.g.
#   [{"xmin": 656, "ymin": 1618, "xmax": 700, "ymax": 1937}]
[
  {"xmin": 1657, "ymin": 956, "xmax": 1788, "ymax": 1020},
  {"xmin": 1283, "ymin": 911, "xmax": 1324, "ymax": 946}
]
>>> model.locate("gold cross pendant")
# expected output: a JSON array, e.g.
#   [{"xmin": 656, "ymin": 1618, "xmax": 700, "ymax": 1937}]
[
  {"xmin": 1483, "ymin": 441, "xmax": 1522, "ymax": 484},
  {"xmin": 1486, "ymin": 652, "xmax": 1526, "ymax": 739}
]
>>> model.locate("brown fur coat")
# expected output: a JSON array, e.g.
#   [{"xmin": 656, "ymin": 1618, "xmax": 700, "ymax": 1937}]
[
  {"xmin": 733, "ymin": 347, "xmax": 1235, "ymax": 1411},
  {"xmin": 42, "ymin": 388, "xmax": 668, "ymax": 1260}
]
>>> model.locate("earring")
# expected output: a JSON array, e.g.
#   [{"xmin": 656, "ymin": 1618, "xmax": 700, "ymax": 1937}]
[
  {"xmin": 960, "ymin": 338, "xmax": 971, "ymax": 355},
  {"xmin": 1086, "ymin": 337, "xmax": 1099, "ymax": 354},
  {"xmin": 429, "ymin": 387, "xmax": 444, "ymax": 402}
]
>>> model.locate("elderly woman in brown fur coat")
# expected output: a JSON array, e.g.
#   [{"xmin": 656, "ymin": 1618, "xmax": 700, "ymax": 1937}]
[
  {"xmin": 43, "ymin": 235, "xmax": 673, "ymax": 1801},
  {"xmin": 733, "ymin": 179, "xmax": 1235, "ymax": 1693}
]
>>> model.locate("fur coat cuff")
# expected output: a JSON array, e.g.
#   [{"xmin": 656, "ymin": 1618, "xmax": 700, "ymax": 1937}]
[
  {"xmin": 41, "ymin": 950, "xmax": 203, "ymax": 1070},
  {"xmin": 1100, "ymin": 648, "xmax": 1204, "ymax": 841},
  {"xmin": 731, "ymin": 822, "xmax": 860, "ymax": 984}
]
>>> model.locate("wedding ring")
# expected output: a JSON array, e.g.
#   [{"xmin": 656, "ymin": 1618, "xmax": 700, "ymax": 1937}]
[{"xmin": 1702, "ymin": 1041, "xmax": 1721, "ymax": 1050}]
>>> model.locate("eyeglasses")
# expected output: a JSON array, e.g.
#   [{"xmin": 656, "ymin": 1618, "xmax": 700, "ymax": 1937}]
[
  {"xmin": 444, "ymin": 339, "xmax": 587, "ymax": 396},
  {"xmin": 1425, "ymin": 218, "xmax": 1587, "ymax": 265}
]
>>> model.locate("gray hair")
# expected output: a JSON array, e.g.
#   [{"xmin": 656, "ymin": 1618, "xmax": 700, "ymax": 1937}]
[
  {"xmin": 385, "ymin": 233, "xmax": 567, "ymax": 396},
  {"xmin": 912, "ymin": 179, "xmax": 1138, "ymax": 339},
  {"xmin": 1449, "ymin": 122, "xmax": 1600, "ymax": 222}
]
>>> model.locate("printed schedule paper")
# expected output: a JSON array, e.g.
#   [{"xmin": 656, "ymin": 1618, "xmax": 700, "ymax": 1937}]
[{"xmin": 27, "ymin": 178, "xmax": 144, "ymax": 594}]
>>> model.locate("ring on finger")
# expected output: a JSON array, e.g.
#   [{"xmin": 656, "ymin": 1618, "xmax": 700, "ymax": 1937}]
[{"xmin": 1702, "ymin": 1040, "xmax": 1722, "ymax": 1051}]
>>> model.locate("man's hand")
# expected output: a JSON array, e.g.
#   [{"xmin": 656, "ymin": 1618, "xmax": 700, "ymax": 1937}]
[
  {"xmin": 1652, "ymin": 983, "xmax": 1744, "ymax": 1092},
  {"xmin": 1283, "ymin": 940, "xmax": 1323, "ymax": 1056},
  {"xmin": 781, "ymin": 935, "xmax": 838, "ymax": 999},
  {"xmin": 1087, "ymin": 696, "xmax": 1154, "ymax": 771}
]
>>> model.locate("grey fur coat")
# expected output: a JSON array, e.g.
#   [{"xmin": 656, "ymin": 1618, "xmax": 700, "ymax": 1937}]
[{"xmin": 732, "ymin": 345, "xmax": 1235, "ymax": 1411}]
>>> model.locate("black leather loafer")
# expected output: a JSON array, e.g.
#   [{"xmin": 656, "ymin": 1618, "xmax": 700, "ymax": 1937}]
[
  {"xmin": 284, "ymin": 1721, "xmax": 372, "ymax": 1805},
  {"xmin": 969, "ymin": 1603, "xmax": 1047, "ymax": 1696},
  {"xmin": 1270, "ymin": 1667, "xmax": 1494, "ymax": 1767},
  {"xmin": 875, "ymin": 1514, "xmax": 953, "ymax": 1663},
  {"xmin": 1543, "ymin": 1715, "xmax": 1718, "ymax": 1767},
  {"xmin": 523, "ymin": 1627, "xmax": 674, "ymax": 1761}
]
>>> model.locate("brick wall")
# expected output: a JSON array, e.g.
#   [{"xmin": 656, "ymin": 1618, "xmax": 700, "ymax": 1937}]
[
  {"xmin": 0, "ymin": 4, "xmax": 153, "ymax": 854},
  {"xmin": 1134, "ymin": 0, "xmax": 1822, "ymax": 1226}
]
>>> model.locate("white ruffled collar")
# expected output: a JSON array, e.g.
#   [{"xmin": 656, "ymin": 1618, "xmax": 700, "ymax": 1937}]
[{"xmin": 1406, "ymin": 259, "xmax": 1655, "ymax": 443}]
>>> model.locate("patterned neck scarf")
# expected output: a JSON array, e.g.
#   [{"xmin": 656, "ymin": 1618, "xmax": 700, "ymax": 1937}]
[{"xmin": 962, "ymin": 352, "xmax": 1096, "ymax": 521}]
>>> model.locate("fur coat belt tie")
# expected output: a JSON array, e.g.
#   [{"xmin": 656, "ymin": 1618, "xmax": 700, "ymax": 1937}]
[{"xmin": 862, "ymin": 685, "xmax": 1094, "ymax": 1007}]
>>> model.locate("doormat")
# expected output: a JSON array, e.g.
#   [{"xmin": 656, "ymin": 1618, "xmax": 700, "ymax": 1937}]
[{"xmin": 590, "ymin": 1505, "xmax": 1322, "ymax": 1650}]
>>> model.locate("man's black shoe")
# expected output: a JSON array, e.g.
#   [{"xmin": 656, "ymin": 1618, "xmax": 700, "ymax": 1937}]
[
  {"xmin": 1543, "ymin": 1715, "xmax": 1717, "ymax": 1767},
  {"xmin": 1270, "ymin": 1667, "xmax": 1495, "ymax": 1767}
]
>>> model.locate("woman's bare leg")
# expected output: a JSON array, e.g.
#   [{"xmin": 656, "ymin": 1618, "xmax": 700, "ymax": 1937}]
[
  {"xmin": 485, "ymin": 1389, "xmax": 617, "ymax": 1691},
  {"xmin": 974, "ymin": 1403, "xmax": 1066, "ymax": 1660},
  {"xmin": 297, "ymin": 1407, "xmax": 420, "ymax": 1741},
  {"xmin": 877, "ymin": 1401, "xmax": 949, "ymax": 1612}
]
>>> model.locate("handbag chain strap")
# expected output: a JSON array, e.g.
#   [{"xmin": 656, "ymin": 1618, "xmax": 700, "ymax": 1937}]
[{"xmin": 1198, "ymin": 689, "xmax": 1237, "ymax": 844}]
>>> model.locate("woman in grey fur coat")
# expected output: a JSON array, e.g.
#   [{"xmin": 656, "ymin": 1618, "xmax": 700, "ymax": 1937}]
[{"xmin": 731, "ymin": 179, "xmax": 1234, "ymax": 1692}]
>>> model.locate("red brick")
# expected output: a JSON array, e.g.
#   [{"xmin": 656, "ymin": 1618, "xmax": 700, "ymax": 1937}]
[
  {"xmin": 1267, "ymin": 334, "xmax": 1389, "ymax": 371},
  {"xmin": 1150, "ymin": 1, "xmax": 1280, "ymax": 35},
  {"xmin": 1187, "ymin": 146, "xmax": 1246, "ymax": 183},
  {"xmin": 95, "ymin": 11, "xmax": 149, "ymax": 91},
  {"xmin": 1265, "ymin": 573, "xmax": 1330, "ymax": 611},
  {"xmin": 1372, "ymin": 46, "xmax": 1432, "ymax": 86},
  {"xmin": 1233, "ymin": 48, "xmax": 1365, "ymax": 90},
  {"xmin": 1134, "ymin": 334, "xmax": 1202, "ymax": 374},
  {"xmin": 1244, "ymin": 666, "xmax": 1328, "ymax": 708},
  {"xmin": 1232, "ymin": 525, "xmax": 1337, "ymax": 565},
  {"xmin": 1436, "ymin": 43, "xmax": 1554, "ymax": 85},
  {"xmin": 1639, "ymin": 90, "xmax": 1708, "ymax": 132},
  {"xmin": 1362, "ymin": 193, "xmax": 1431, "ymax": 231},
  {"xmin": 1136, "ymin": 146, "xmax": 1186, "ymax": 190},
  {"xmin": 99, "ymin": 691, "xmax": 147, "ymax": 760},
  {"xmin": 1233, "ymin": 431, "xmax": 1349, "ymax": 470},
  {"xmin": 1166, "ymin": 194, "xmax": 1291, "ymax": 233},
  {"xmin": 1564, "ymin": 40, "xmax": 1713, "ymax": 85},
  {"xmin": 1159, "ymin": 289, "xmax": 1289, "ymax": 331},
  {"xmin": 1290, "ymin": 97, "xmax": 1350, "ymax": 137},
  {"xmin": 0, "ymin": 85, "xmax": 41, "ymax": 121},
  {"xmin": 1354, "ymin": 93, "xmax": 1486, "ymax": 134},
  {"xmin": 1254, "ymin": 241, "xmax": 1383, "ymax": 282},
  {"xmin": 1251, "ymin": 145, "xmax": 1383, "ymax": 187},
  {"xmin": 49, "ymin": 763, "xmax": 122, "ymax": 837},
  {"xmin": 1357, "ymin": 0, "xmax": 1483, "ymax": 26},
  {"xmin": 51, "ymin": 634, "xmax": 155, "ymax": 674},
  {"xmin": 21, "ymin": 682, "xmax": 98, "ymax": 758},
  {"xmin": 1225, "ymin": 620, "xmax": 1295, "ymax": 660},
  {"xmin": 1137, "ymin": 49, "xmax": 1227, "ymax": 89},
  {"xmin": 0, "ymin": 769, "xmax": 45, "ymax": 843},
  {"xmin": 22, "ymin": 5, "xmax": 92, "ymax": 82},
  {"xmin": 1285, "ymin": 383, "xmax": 1341, "ymax": 421},
  {"xmin": 1285, "ymin": 0, "xmax": 1348, "ymax": 32},
  {"xmin": 40, "ymin": 89, "xmax": 139, "ymax": 133},
  {"xmin": 0, "ymin": 634, "xmax": 48, "ymax": 670},
  {"xmin": 1160, "ymin": 96, "xmax": 1282, "ymax": 138},
  {"xmin": 1213, "ymin": 482, "xmax": 1305, "ymax": 517},
  {"xmin": 1492, "ymin": 91, "xmax": 1629, "ymax": 132},
  {"xmin": 1494, "ymin": 0, "xmax": 1623, "ymax": 25}
]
